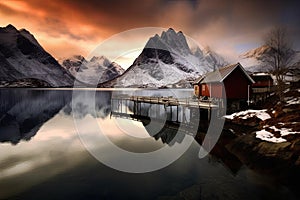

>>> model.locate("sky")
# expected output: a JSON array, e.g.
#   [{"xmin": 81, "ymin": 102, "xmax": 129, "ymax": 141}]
[{"xmin": 0, "ymin": 0, "xmax": 299, "ymax": 69}]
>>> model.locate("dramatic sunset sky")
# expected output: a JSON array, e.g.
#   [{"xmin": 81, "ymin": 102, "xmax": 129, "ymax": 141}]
[{"xmin": 0, "ymin": 0, "xmax": 299, "ymax": 68}]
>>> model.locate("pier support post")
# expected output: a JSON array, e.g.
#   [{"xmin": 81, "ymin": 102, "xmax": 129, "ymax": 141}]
[
  {"xmin": 176, "ymin": 105, "xmax": 179, "ymax": 122},
  {"xmin": 170, "ymin": 106, "xmax": 172, "ymax": 121},
  {"xmin": 120, "ymin": 99, "xmax": 122, "ymax": 113}
]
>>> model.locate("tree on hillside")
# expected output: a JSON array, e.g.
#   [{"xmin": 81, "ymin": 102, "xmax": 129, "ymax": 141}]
[{"xmin": 258, "ymin": 27, "xmax": 296, "ymax": 101}]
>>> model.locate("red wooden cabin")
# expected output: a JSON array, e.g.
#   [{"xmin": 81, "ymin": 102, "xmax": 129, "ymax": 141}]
[{"xmin": 193, "ymin": 63, "xmax": 255, "ymax": 112}]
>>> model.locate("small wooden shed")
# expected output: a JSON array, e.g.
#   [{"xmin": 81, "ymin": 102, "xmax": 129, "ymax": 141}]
[
  {"xmin": 250, "ymin": 73, "xmax": 273, "ymax": 93},
  {"xmin": 193, "ymin": 63, "xmax": 255, "ymax": 112}
]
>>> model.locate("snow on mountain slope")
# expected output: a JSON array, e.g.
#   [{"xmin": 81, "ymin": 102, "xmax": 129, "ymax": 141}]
[
  {"xmin": 112, "ymin": 28, "xmax": 227, "ymax": 88},
  {"xmin": 60, "ymin": 55, "xmax": 124, "ymax": 85},
  {"xmin": 0, "ymin": 24, "xmax": 74, "ymax": 87},
  {"xmin": 241, "ymin": 45, "xmax": 300, "ymax": 72},
  {"xmin": 243, "ymin": 45, "xmax": 271, "ymax": 60},
  {"xmin": 201, "ymin": 46, "xmax": 228, "ymax": 69}
]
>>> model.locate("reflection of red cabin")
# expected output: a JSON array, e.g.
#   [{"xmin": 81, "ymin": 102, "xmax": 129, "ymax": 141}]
[{"xmin": 193, "ymin": 63, "xmax": 255, "ymax": 112}]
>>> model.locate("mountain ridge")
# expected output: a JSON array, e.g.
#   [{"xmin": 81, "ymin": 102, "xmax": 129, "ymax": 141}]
[
  {"xmin": 100, "ymin": 28, "xmax": 228, "ymax": 88},
  {"xmin": 60, "ymin": 55, "xmax": 124, "ymax": 85},
  {"xmin": 241, "ymin": 45, "xmax": 300, "ymax": 72},
  {"xmin": 0, "ymin": 24, "xmax": 74, "ymax": 87}
]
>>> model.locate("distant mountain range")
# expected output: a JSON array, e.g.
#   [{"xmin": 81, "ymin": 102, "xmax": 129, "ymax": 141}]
[
  {"xmin": 101, "ymin": 28, "xmax": 227, "ymax": 88},
  {"xmin": 0, "ymin": 24, "xmax": 74, "ymax": 87},
  {"xmin": 6, "ymin": 24, "xmax": 299, "ymax": 88},
  {"xmin": 241, "ymin": 45, "xmax": 300, "ymax": 73},
  {"xmin": 0, "ymin": 25, "xmax": 229, "ymax": 88},
  {"xmin": 59, "ymin": 55, "xmax": 124, "ymax": 85}
]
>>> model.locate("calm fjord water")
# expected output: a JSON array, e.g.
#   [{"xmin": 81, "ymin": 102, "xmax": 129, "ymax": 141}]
[{"xmin": 0, "ymin": 89, "xmax": 298, "ymax": 200}]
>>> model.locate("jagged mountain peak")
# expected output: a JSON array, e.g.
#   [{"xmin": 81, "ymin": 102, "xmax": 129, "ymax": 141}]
[
  {"xmin": 161, "ymin": 28, "xmax": 177, "ymax": 38},
  {"xmin": 243, "ymin": 45, "xmax": 271, "ymax": 59},
  {"xmin": 60, "ymin": 55, "xmax": 87, "ymax": 70},
  {"xmin": 90, "ymin": 55, "xmax": 110, "ymax": 63},
  {"xmin": 167, "ymin": 27, "xmax": 176, "ymax": 32},
  {"xmin": 109, "ymin": 28, "xmax": 228, "ymax": 88},
  {"xmin": 144, "ymin": 28, "xmax": 192, "ymax": 57},
  {"xmin": 241, "ymin": 45, "xmax": 300, "ymax": 72},
  {"xmin": 73, "ymin": 54, "xmax": 86, "ymax": 60},
  {"xmin": 4, "ymin": 24, "xmax": 18, "ymax": 32},
  {"xmin": 0, "ymin": 25, "xmax": 41, "ymax": 48},
  {"xmin": 61, "ymin": 54, "xmax": 124, "ymax": 85},
  {"xmin": 19, "ymin": 29, "xmax": 41, "ymax": 47},
  {"xmin": 0, "ymin": 24, "xmax": 74, "ymax": 87}
]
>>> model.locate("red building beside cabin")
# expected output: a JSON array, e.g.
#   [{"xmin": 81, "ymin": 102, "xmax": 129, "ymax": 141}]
[
  {"xmin": 250, "ymin": 73, "xmax": 274, "ymax": 102},
  {"xmin": 251, "ymin": 74, "xmax": 273, "ymax": 88}
]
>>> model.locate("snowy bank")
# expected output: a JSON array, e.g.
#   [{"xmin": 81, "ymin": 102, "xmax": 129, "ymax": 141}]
[
  {"xmin": 224, "ymin": 109, "xmax": 271, "ymax": 121},
  {"xmin": 256, "ymin": 126, "xmax": 300, "ymax": 143}
]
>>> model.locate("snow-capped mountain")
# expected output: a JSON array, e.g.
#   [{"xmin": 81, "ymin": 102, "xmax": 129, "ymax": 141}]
[
  {"xmin": 243, "ymin": 45, "xmax": 271, "ymax": 60},
  {"xmin": 104, "ymin": 28, "xmax": 227, "ymax": 88},
  {"xmin": 60, "ymin": 55, "xmax": 124, "ymax": 85},
  {"xmin": 241, "ymin": 45, "xmax": 300, "ymax": 72},
  {"xmin": 0, "ymin": 24, "xmax": 74, "ymax": 87},
  {"xmin": 201, "ymin": 46, "xmax": 227, "ymax": 69}
]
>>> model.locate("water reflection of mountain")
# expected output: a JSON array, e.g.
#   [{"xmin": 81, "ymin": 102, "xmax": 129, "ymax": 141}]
[
  {"xmin": 0, "ymin": 89, "xmax": 72, "ymax": 144},
  {"xmin": 0, "ymin": 89, "xmax": 113, "ymax": 144},
  {"xmin": 66, "ymin": 90, "xmax": 112, "ymax": 119}
]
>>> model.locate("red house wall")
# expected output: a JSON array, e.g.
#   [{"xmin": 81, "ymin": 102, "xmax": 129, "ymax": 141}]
[
  {"xmin": 200, "ymin": 83, "xmax": 209, "ymax": 97},
  {"xmin": 200, "ymin": 83, "xmax": 223, "ymax": 98},
  {"xmin": 224, "ymin": 67, "xmax": 251, "ymax": 99},
  {"xmin": 252, "ymin": 80, "xmax": 273, "ymax": 87},
  {"xmin": 200, "ymin": 83, "xmax": 224, "ymax": 98}
]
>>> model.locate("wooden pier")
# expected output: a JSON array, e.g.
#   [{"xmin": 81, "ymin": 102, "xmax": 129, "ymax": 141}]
[
  {"xmin": 113, "ymin": 95, "xmax": 219, "ymax": 108},
  {"xmin": 111, "ymin": 95, "xmax": 224, "ymax": 124}
]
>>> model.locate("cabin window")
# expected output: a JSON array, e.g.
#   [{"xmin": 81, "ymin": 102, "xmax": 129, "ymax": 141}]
[{"xmin": 202, "ymin": 85, "xmax": 205, "ymax": 91}]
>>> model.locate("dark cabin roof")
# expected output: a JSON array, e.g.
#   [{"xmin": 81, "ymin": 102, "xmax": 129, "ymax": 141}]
[{"xmin": 194, "ymin": 63, "xmax": 255, "ymax": 84}]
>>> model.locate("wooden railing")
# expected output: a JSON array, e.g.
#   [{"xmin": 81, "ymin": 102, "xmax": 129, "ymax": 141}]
[{"xmin": 252, "ymin": 86, "xmax": 275, "ymax": 93}]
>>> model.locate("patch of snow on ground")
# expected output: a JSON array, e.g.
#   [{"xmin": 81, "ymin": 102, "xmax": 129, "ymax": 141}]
[
  {"xmin": 285, "ymin": 97, "xmax": 300, "ymax": 105},
  {"xmin": 256, "ymin": 126, "xmax": 300, "ymax": 143},
  {"xmin": 256, "ymin": 130, "xmax": 287, "ymax": 143},
  {"xmin": 224, "ymin": 109, "xmax": 271, "ymax": 121},
  {"xmin": 269, "ymin": 126, "xmax": 300, "ymax": 136}
]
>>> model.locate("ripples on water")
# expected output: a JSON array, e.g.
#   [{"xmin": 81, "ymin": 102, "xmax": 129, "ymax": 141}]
[{"xmin": 0, "ymin": 89, "xmax": 298, "ymax": 200}]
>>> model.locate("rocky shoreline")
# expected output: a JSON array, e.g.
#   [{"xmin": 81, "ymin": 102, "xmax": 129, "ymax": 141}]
[{"xmin": 218, "ymin": 86, "xmax": 300, "ymax": 180}]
